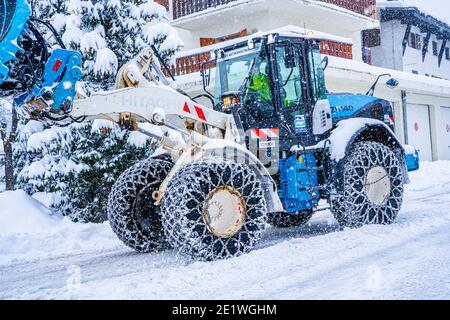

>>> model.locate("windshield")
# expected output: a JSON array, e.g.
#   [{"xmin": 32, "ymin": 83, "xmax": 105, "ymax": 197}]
[{"xmin": 214, "ymin": 45, "xmax": 260, "ymax": 99}]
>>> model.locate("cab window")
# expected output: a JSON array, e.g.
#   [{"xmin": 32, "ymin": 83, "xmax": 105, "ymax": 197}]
[
  {"xmin": 275, "ymin": 45, "xmax": 303, "ymax": 109},
  {"xmin": 308, "ymin": 44, "xmax": 327, "ymax": 101},
  {"xmin": 244, "ymin": 47, "xmax": 274, "ymax": 118},
  {"xmin": 274, "ymin": 45, "xmax": 309, "ymax": 135}
]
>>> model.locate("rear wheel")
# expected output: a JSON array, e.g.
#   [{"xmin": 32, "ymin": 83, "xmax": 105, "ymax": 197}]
[
  {"xmin": 161, "ymin": 159, "xmax": 268, "ymax": 261},
  {"xmin": 331, "ymin": 142, "xmax": 404, "ymax": 228},
  {"xmin": 268, "ymin": 211, "xmax": 313, "ymax": 228},
  {"xmin": 107, "ymin": 158, "xmax": 172, "ymax": 253}
]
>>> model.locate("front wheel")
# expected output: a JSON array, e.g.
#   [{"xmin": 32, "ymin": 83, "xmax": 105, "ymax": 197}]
[
  {"xmin": 107, "ymin": 158, "xmax": 172, "ymax": 253},
  {"xmin": 161, "ymin": 159, "xmax": 268, "ymax": 261},
  {"xmin": 331, "ymin": 142, "xmax": 404, "ymax": 228}
]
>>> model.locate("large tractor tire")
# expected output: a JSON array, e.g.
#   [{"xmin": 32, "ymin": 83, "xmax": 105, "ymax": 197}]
[
  {"xmin": 331, "ymin": 141, "xmax": 404, "ymax": 228},
  {"xmin": 161, "ymin": 159, "xmax": 268, "ymax": 261},
  {"xmin": 107, "ymin": 158, "xmax": 172, "ymax": 253},
  {"xmin": 268, "ymin": 211, "xmax": 313, "ymax": 228}
]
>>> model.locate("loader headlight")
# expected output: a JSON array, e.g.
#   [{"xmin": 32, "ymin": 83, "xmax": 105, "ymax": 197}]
[{"xmin": 221, "ymin": 93, "xmax": 240, "ymax": 113}]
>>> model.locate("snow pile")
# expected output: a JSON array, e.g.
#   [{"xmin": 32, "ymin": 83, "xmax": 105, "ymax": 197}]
[
  {"xmin": 0, "ymin": 190, "xmax": 59, "ymax": 236},
  {"xmin": 0, "ymin": 191, "xmax": 121, "ymax": 265},
  {"xmin": 406, "ymin": 161, "xmax": 450, "ymax": 192},
  {"xmin": 1, "ymin": 162, "xmax": 450, "ymax": 299}
]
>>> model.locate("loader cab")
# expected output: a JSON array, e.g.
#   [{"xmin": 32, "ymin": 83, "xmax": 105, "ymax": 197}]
[{"xmin": 212, "ymin": 33, "xmax": 331, "ymax": 150}]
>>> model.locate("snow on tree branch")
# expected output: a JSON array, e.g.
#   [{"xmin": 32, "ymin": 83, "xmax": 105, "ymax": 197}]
[{"xmin": 36, "ymin": 0, "xmax": 183, "ymax": 91}]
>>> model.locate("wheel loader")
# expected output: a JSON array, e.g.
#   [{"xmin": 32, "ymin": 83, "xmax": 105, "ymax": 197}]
[{"xmin": 1, "ymin": 0, "xmax": 419, "ymax": 261}]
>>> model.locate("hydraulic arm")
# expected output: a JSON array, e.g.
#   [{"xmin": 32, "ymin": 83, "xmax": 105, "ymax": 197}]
[{"xmin": 0, "ymin": 0, "xmax": 239, "ymax": 154}]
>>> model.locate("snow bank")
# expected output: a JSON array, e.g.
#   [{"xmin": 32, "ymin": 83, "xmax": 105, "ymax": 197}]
[
  {"xmin": 0, "ymin": 191, "xmax": 121, "ymax": 265},
  {"xmin": 0, "ymin": 190, "xmax": 59, "ymax": 236},
  {"xmin": 1, "ymin": 162, "xmax": 450, "ymax": 299},
  {"xmin": 407, "ymin": 161, "xmax": 450, "ymax": 192}
]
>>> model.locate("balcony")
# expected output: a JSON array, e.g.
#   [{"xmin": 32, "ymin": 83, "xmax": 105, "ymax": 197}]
[
  {"xmin": 319, "ymin": 0, "xmax": 376, "ymax": 19},
  {"xmin": 169, "ymin": 0, "xmax": 377, "ymax": 20}
]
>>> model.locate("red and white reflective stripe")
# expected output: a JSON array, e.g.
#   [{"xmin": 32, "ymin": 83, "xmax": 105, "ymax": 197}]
[
  {"xmin": 390, "ymin": 115, "xmax": 395, "ymax": 125},
  {"xmin": 384, "ymin": 114, "xmax": 395, "ymax": 125},
  {"xmin": 183, "ymin": 102, "xmax": 207, "ymax": 122},
  {"xmin": 251, "ymin": 128, "xmax": 279, "ymax": 139}
]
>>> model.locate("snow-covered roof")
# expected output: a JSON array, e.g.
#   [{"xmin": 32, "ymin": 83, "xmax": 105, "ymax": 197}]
[
  {"xmin": 327, "ymin": 55, "xmax": 450, "ymax": 97},
  {"xmin": 378, "ymin": 1, "xmax": 450, "ymax": 37},
  {"xmin": 378, "ymin": 0, "xmax": 450, "ymax": 24},
  {"xmin": 176, "ymin": 25, "xmax": 352, "ymax": 58},
  {"xmin": 265, "ymin": 25, "xmax": 353, "ymax": 44}
]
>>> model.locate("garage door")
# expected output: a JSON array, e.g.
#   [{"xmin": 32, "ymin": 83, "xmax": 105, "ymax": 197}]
[
  {"xmin": 407, "ymin": 104, "xmax": 433, "ymax": 161},
  {"xmin": 440, "ymin": 107, "xmax": 450, "ymax": 160}
]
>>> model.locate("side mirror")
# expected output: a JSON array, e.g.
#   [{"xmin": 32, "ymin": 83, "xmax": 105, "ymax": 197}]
[
  {"xmin": 284, "ymin": 45, "xmax": 296, "ymax": 68},
  {"xmin": 321, "ymin": 56, "xmax": 329, "ymax": 71},
  {"xmin": 386, "ymin": 78, "xmax": 399, "ymax": 89}
]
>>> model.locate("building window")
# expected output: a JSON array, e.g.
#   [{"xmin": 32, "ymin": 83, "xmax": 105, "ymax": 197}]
[
  {"xmin": 362, "ymin": 29, "xmax": 381, "ymax": 48},
  {"xmin": 408, "ymin": 33, "xmax": 422, "ymax": 50},
  {"xmin": 432, "ymin": 41, "xmax": 438, "ymax": 56},
  {"xmin": 412, "ymin": 70, "xmax": 419, "ymax": 75},
  {"xmin": 446, "ymin": 47, "xmax": 450, "ymax": 60}
]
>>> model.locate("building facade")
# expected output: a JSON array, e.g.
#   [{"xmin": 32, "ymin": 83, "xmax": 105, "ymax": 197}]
[
  {"xmin": 367, "ymin": 3, "xmax": 450, "ymax": 161},
  {"xmin": 370, "ymin": 4, "xmax": 450, "ymax": 80},
  {"xmin": 155, "ymin": 0, "xmax": 378, "ymax": 75},
  {"xmin": 154, "ymin": 0, "xmax": 450, "ymax": 161}
]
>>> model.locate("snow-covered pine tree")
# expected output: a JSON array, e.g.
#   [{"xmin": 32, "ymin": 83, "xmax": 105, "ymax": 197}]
[
  {"xmin": 13, "ymin": 118, "xmax": 45, "ymax": 193},
  {"xmin": 60, "ymin": 121, "xmax": 156, "ymax": 222},
  {"xmin": 34, "ymin": 0, "xmax": 183, "ymax": 90},
  {"xmin": 17, "ymin": 120, "xmax": 156, "ymax": 222},
  {"xmin": 14, "ymin": 0, "xmax": 182, "ymax": 222}
]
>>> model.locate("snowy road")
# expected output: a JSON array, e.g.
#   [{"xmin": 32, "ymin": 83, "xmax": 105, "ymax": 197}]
[{"xmin": 1, "ymin": 162, "xmax": 450, "ymax": 299}]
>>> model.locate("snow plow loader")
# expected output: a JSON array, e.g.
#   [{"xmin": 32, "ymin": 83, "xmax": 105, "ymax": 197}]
[{"xmin": 1, "ymin": 0, "xmax": 418, "ymax": 261}]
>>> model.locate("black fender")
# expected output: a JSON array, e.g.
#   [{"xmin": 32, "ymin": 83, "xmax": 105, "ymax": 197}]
[{"xmin": 324, "ymin": 119, "xmax": 408, "ymax": 195}]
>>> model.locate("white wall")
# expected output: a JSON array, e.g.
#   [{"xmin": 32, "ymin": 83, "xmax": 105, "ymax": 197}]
[
  {"xmin": 172, "ymin": 0, "xmax": 378, "ymax": 60},
  {"xmin": 175, "ymin": 27, "xmax": 198, "ymax": 50},
  {"xmin": 371, "ymin": 20, "xmax": 404, "ymax": 71},
  {"xmin": 403, "ymin": 25, "xmax": 450, "ymax": 79},
  {"xmin": 372, "ymin": 21, "xmax": 450, "ymax": 80}
]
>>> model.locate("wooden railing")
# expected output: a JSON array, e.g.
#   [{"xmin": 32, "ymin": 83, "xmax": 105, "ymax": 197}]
[
  {"xmin": 171, "ymin": 0, "xmax": 377, "ymax": 20},
  {"xmin": 319, "ymin": 0, "xmax": 376, "ymax": 19},
  {"xmin": 169, "ymin": 52, "xmax": 213, "ymax": 76},
  {"xmin": 320, "ymin": 40, "xmax": 353, "ymax": 60},
  {"xmin": 173, "ymin": 0, "xmax": 237, "ymax": 20},
  {"xmin": 169, "ymin": 40, "xmax": 353, "ymax": 76}
]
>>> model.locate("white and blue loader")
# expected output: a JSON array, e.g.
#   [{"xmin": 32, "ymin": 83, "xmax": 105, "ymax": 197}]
[{"xmin": 1, "ymin": 0, "xmax": 420, "ymax": 261}]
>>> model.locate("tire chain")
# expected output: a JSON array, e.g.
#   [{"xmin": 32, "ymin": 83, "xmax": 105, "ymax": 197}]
[
  {"xmin": 161, "ymin": 159, "xmax": 268, "ymax": 261},
  {"xmin": 107, "ymin": 158, "xmax": 173, "ymax": 253},
  {"xmin": 332, "ymin": 142, "xmax": 404, "ymax": 227}
]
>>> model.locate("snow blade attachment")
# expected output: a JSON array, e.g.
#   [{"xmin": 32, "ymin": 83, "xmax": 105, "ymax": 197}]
[{"xmin": 0, "ymin": 0, "xmax": 31, "ymax": 85}]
